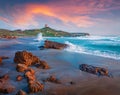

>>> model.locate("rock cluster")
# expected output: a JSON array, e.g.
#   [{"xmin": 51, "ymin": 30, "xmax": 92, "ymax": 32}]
[
  {"xmin": 79, "ymin": 64, "xmax": 110, "ymax": 77},
  {"xmin": 0, "ymin": 74, "xmax": 15, "ymax": 94},
  {"xmin": 25, "ymin": 68, "xmax": 44, "ymax": 93},
  {"xmin": 14, "ymin": 51, "xmax": 47, "ymax": 93},
  {"xmin": 44, "ymin": 40, "xmax": 68, "ymax": 49}
]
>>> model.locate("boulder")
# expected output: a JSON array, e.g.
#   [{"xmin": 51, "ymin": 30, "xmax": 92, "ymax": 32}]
[
  {"xmin": 14, "ymin": 51, "xmax": 40, "ymax": 66},
  {"xmin": 0, "ymin": 74, "xmax": 15, "ymax": 94},
  {"xmin": 16, "ymin": 90, "xmax": 26, "ymax": 95},
  {"xmin": 28, "ymin": 80, "xmax": 44, "ymax": 93},
  {"xmin": 79, "ymin": 64, "xmax": 109, "ymax": 77},
  {"xmin": 16, "ymin": 64, "xmax": 28, "ymax": 72},
  {"xmin": 16, "ymin": 75, "xmax": 23, "ymax": 81},
  {"xmin": 44, "ymin": 40, "xmax": 68, "ymax": 49}
]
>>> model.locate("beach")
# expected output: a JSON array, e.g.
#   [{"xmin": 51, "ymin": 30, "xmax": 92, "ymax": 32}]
[{"xmin": 0, "ymin": 37, "xmax": 120, "ymax": 95}]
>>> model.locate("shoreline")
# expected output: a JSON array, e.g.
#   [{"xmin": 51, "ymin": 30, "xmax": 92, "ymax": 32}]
[{"xmin": 0, "ymin": 49, "xmax": 120, "ymax": 95}]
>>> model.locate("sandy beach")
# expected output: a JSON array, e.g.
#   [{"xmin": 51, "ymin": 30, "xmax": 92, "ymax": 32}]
[{"xmin": 0, "ymin": 39, "xmax": 120, "ymax": 95}]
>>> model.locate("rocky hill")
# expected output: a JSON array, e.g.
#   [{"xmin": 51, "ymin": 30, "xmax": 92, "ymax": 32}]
[{"xmin": 0, "ymin": 26, "xmax": 90, "ymax": 37}]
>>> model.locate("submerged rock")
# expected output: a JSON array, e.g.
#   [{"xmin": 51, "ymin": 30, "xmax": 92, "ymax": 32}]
[
  {"xmin": 35, "ymin": 60, "xmax": 50, "ymax": 69},
  {"xmin": 79, "ymin": 64, "xmax": 110, "ymax": 77},
  {"xmin": 16, "ymin": 75, "xmax": 23, "ymax": 81},
  {"xmin": 0, "ymin": 74, "xmax": 15, "ymax": 94},
  {"xmin": 44, "ymin": 75, "xmax": 61, "ymax": 84},
  {"xmin": 16, "ymin": 90, "xmax": 27, "ymax": 95},
  {"xmin": 44, "ymin": 40, "xmax": 68, "ymax": 49}
]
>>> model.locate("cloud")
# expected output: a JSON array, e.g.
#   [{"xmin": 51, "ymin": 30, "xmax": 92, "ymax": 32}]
[{"xmin": 0, "ymin": 0, "xmax": 120, "ymax": 29}]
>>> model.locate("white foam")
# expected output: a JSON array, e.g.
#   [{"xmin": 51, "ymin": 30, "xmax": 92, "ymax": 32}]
[
  {"xmin": 65, "ymin": 41, "xmax": 120, "ymax": 60},
  {"xmin": 34, "ymin": 33, "xmax": 44, "ymax": 41}
]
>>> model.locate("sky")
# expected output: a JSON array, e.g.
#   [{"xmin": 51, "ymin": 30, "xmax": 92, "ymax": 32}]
[{"xmin": 0, "ymin": 0, "xmax": 120, "ymax": 35}]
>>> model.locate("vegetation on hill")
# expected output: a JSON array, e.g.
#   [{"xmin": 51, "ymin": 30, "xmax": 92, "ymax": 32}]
[{"xmin": 0, "ymin": 26, "xmax": 90, "ymax": 37}]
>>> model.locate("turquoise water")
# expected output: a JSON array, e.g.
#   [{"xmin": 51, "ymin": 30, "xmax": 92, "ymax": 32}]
[
  {"xmin": 41, "ymin": 36, "xmax": 120, "ymax": 60},
  {"xmin": 0, "ymin": 35, "xmax": 120, "ymax": 60}
]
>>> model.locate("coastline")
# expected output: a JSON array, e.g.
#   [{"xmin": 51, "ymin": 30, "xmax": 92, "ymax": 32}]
[{"xmin": 0, "ymin": 48, "xmax": 120, "ymax": 95}]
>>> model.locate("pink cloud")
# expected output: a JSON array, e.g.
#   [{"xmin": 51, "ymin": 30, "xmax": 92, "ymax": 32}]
[{"xmin": 0, "ymin": 0, "xmax": 120, "ymax": 29}]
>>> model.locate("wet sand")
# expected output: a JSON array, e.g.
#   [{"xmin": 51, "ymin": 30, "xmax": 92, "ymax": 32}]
[{"xmin": 0, "ymin": 39, "xmax": 120, "ymax": 95}]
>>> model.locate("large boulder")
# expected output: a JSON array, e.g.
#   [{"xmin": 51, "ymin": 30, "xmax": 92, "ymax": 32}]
[
  {"xmin": 0, "ymin": 74, "xmax": 15, "ymax": 94},
  {"xmin": 14, "ymin": 51, "xmax": 40, "ymax": 66},
  {"xmin": 44, "ymin": 40, "xmax": 68, "ymax": 49},
  {"xmin": 79, "ymin": 64, "xmax": 110, "ymax": 77}
]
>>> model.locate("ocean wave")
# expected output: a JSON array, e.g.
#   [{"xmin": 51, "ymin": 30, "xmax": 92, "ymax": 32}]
[{"xmin": 65, "ymin": 41, "xmax": 120, "ymax": 60}]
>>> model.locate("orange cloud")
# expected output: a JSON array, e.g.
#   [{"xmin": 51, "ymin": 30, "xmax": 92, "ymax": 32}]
[
  {"xmin": 10, "ymin": 3, "xmax": 96, "ymax": 28},
  {"xmin": 1, "ymin": 0, "xmax": 120, "ymax": 29}
]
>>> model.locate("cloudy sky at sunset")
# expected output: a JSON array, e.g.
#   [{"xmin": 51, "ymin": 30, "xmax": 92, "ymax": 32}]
[{"xmin": 0, "ymin": 0, "xmax": 120, "ymax": 35}]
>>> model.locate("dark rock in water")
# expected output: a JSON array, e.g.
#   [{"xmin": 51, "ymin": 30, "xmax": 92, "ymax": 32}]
[
  {"xmin": 16, "ymin": 75, "xmax": 23, "ymax": 81},
  {"xmin": 44, "ymin": 40, "xmax": 68, "ymax": 49},
  {"xmin": 0, "ymin": 74, "xmax": 15, "ymax": 94},
  {"xmin": 16, "ymin": 90, "xmax": 27, "ymax": 95},
  {"xmin": 79, "ymin": 64, "xmax": 111, "ymax": 77},
  {"xmin": 14, "ymin": 51, "xmax": 40, "ymax": 66},
  {"xmin": 0, "ymin": 56, "xmax": 9, "ymax": 59},
  {"xmin": 38, "ymin": 46, "xmax": 44, "ymax": 50}
]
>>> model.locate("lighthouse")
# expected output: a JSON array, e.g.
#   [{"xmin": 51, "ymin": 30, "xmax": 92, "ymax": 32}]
[{"xmin": 45, "ymin": 24, "xmax": 48, "ymax": 28}]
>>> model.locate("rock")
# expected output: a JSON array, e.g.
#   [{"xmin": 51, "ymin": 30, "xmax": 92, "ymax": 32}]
[
  {"xmin": 28, "ymin": 80, "xmax": 44, "ymax": 93},
  {"xmin": 44, "ymin": 75, "xmax": 61, "ymax": 84},
  {"xmin": 79, "ymin": 64, "xmax": 109, "ymax": 77},
  {"xmin": 38, "ymin": 46, "xmax": 44, "ymax": 50},
  {"xmin": 0, "ymin": 74, "xmax": 15, "ymax": 94},
  {"xmin": 25, "ymin": 68, "xmax": 36, "ymax": 81},
  {"xmin": 44, "ymin": 40, "xmax": 68, "ymax": 49},
  {"xmin": 16, "ymin": 64, "xmax": 28, "ymax": 72},
  {"xmin": 35, "ymin": 60, "xmax": 50, "ymax": 69},
  {"xmin": 0, "ymin": 57, "xmax": 2, "ymax": 64},
  {"xmin": 16, "ymin": 90, "xmax": 27, "ymax": 95},
  {"xmin": 16, "ymin": 75, "xmax": 23, "ymax": 81},
  {"xmin": 0, "ymin": 56, "xmax": 9, "ymax": 59},
  {"xmin": 14, "ymin": 51, "xmax": 40, "ymax": 66}
]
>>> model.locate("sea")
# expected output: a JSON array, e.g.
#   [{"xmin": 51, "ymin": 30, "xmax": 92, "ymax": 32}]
[{"xmin": 0, "ymin": 33, "xmax": 120, "ymax": 60}]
